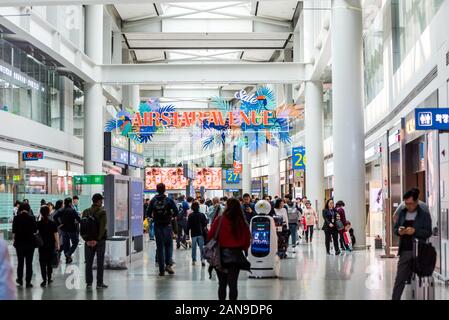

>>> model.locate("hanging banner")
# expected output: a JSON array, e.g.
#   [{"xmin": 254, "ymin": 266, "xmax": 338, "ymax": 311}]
[
  {"xmin": 292, "ymin": 146, "xmax": 306, "ymax": 170},
  {"xmin": 233, "ymin": 145, "xmax": 242, "ymax": 174}
]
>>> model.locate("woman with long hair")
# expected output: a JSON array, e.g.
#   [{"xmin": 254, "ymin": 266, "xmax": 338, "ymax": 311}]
[
  {"xmin": 208, "ymin": 198, "xmax": 251, "ymax": 300},
  {"xmin": 322, "ymin": 199, "xmax": 340, "ymax": 255},
  {"xmin": 37, "ymin": 206, "xmax": 60, "ymax": 287}
]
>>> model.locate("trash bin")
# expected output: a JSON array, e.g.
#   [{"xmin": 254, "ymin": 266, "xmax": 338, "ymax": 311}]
[{"xmin": 105, "ymin": 236, "xmax": 128, "ymax": 270}]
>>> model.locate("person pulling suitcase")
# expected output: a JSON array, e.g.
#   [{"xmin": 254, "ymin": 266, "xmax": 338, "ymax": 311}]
[{"xmin": 391, "ymin": 188, "xmax": 433, "ymax": 300}]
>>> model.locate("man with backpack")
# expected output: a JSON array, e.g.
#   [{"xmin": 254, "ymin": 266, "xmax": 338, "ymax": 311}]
[
  {"xmin": 80, "ymin": 193, "xmax": 108, "ymax": 289},
  {"xmin": 147, "ymin": 183, "xmax": 179, "ymax": 276},
  {"xmin": 53, "ymin": 197, "xmax": 80, "ymax": 264},
  {"xmin": 392, "ymin": 188, "xmax": 432, "ymax": 300}
]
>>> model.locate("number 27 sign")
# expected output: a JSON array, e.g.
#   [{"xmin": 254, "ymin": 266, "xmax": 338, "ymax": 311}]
[{"xmin": 292, "ymin": 147, "xmax": 306, "ymax": 170}]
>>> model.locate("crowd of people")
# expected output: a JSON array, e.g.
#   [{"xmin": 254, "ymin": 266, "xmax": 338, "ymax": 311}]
[
  {"xmin": 0, "ymin": 184, "xmax": 433, "ymax": 301},
  {"xmin": 8, "ymin": 194, "xmax": 108, "ymax": 292}
]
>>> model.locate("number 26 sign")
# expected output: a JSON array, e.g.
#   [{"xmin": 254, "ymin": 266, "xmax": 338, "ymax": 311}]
[{"xmin": 292, "ymin": 147, "xmax": 306, "ymax": 170}]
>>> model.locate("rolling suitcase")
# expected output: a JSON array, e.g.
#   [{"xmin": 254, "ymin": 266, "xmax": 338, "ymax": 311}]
[{"xmin": 411, "ymin": 239, "xmax": 435, "ymax": 300}]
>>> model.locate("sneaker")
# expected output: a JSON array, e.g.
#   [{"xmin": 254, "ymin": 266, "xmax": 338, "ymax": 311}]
[
  {"xmin": 66, "ymin": 256, "xmax": 73, "ymax": 264},
  {"xmin": 86, "ymin": 283, "xmax": 92, "ymax": 289},
  {"xmin": 201, "ymin": 261, "xmax": 206, "ymax": 267},
  {"xmin": 26, "ymin": 283, "xmax": 33, "ymax": 288},
  {"xmin": 16, "ymin": 279, "xmax": 23, "ymax": 287},
  {"xmin": 192, "ymin": 261, "xmax": 196, "ymax": 266},
  {"xmin": 96, "ymin": 283, "xmax": 108, "ymax": 289},
  {"xmin": 292, "ymin": 247, "xmax": 296, "ymax": 253},
  {"xmin": 159, "ymin": 272, "xmax": 165, "ymax": 276},
  {"xmin": 176, "ymin": 244, "xmax": 180, "ymax": 249},
  {"xmin": 335, "ymin": 251, "xmax": 341, "ymax": 255},
  {"xmin": 48, "ymin": 279, "xmax": 53, "ymax": 285},
  {"xmin": 40, "ymin": 281, "xmax": 46, "ymax": 288},
  {"xmin": 165, "ymin": 265, "xmax": 175, "ymax": 275}
]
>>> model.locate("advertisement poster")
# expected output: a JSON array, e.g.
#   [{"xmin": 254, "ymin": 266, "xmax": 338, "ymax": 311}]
[
  {"xmin": 369, "ymin": 187, "xmax": 383, "ymax": 213},
  {"xmin": 145, "ymin": 167, "xmax": 187, "ymax": 190},
  {"xmin": 193, "ymin": 168, "xmax": 222, "ymax": 190},
  {"xmin": 115, "ymin": 180, "xmax": 129, "ymax": 233},
  {"xmin": 233, "ymin": 145, "xmax": 242, "ymax": 174},
  {"xmin": 130, "ymin": 180, "xmax": 143, "ymax": 237}
]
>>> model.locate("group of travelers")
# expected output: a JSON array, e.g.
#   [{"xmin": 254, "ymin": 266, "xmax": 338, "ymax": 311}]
[
  {"xmin": 10, "ymin": 194, "xmax": 108, "ymax": 290},
  {"xmin": 322, "ymin": 199, "xmax": 355, "ymax": 255}
]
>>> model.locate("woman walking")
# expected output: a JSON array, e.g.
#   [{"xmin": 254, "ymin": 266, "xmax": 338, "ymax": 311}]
[
  {"xmin": 37, "ymin": 206, "xmax": 60, "ymax": 287},
  {"xmin": 12, "ymin": 203, "xmax": 37, "ymax": 288},
  {"xmin": 322, "ymin": 199, "xmax": 341, "ymax": 255},
  {"xmin": 208, "ymin": 198, "xmax": 251, "ymax": 300},
  {"xmin": 303, "ymin": 200, "xmax": 318, "ymax": 243},
  {"xmin": 187, "ymin": 201, "xmax": 208, "ymax": 266}
]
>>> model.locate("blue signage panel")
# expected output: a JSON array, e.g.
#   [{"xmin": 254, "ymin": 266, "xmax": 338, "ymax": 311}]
[
  {"xmin": 129, "ymin": 153, "xmax": 145, "ymax": 168},
  {"xmin": 225, "ymin": 169, "xmax": 240, "ymax": 184},
  {"xmin": 111, "ymin": 147, "xmax": 129, "ymax": 165},
  {"xmin": 415, "ymin": 108, "xmax": 449, "ymax": 130},
  {"xmin": 130, "ymin": 180, "xmax": 144, "ymax": 237},
  {"xmin": 292, "ymin": 146, "xmax": 306, "ymax": 170},
  {"xmin": 22, "ymin": 151, "xmax": 44, "ymax": 161}
]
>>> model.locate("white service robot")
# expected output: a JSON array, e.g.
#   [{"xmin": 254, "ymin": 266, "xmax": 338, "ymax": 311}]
[{"xmin": 248, "ymin": 200, "xmax": 280, "ymax": 278}]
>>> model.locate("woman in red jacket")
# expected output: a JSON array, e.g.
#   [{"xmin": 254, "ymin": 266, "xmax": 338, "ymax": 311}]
[{"xmin": 208, "ymin": 198, "xmax": 251, "ymax": 300}]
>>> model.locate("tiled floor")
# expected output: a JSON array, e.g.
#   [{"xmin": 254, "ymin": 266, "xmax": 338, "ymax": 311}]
[{"xmin": 8, "ymin": 233, "xmax": 449, "ymax": 300}]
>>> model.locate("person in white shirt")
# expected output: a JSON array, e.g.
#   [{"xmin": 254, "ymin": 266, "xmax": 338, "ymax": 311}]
[
  {"xmin": 198, "ymin": 198, "xmax": 209, "ymax": 218},
  {"xmin": 0, "ymin": 239, "xmax": 16, "ymax": 300},
  {"xmin": 274, "ymin": 199, "xmax": 289, "ymax": 229}
]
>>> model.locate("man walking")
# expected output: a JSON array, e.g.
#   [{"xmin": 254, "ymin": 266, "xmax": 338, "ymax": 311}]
[
  {"xmin": 82, "ymin": 193, "xmax": 108, "ymax": 289},
  {"xmin": 148, "ymin": 183, "xmax": 179, "ymax": 276},
  {"xmin": 53, "ymin": 197, "xmax": 80, "ymax": 264},
  {"xmin": 392, "ymin": 188, "xmax": 432, "ymax": 300}
]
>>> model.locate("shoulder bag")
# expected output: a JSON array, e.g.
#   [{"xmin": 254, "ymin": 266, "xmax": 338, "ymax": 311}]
[{"xmin": 203, "ymin": 215, "xmax": 223, "ymax": 268}]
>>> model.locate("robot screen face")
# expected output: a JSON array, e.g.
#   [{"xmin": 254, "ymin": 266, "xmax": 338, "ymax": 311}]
[{"xmin": 251, "ymin": 220, "xmax": 270, "ymax": 256}]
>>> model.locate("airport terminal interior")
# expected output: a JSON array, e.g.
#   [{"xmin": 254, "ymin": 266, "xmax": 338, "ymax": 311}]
[{"xmin": 1, "ymin": 0, "xmax": 449, "ymax": 301}]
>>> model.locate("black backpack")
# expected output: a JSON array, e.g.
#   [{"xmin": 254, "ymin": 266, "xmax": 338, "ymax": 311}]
[
  {"xmin": 413, "ymin": 242, "xmax": 437, "ymax": 277},
  {"xmin": 153, "ymin": 196, "xmax": 171, "ymax": 225},
  {"xmin": 80, "ymin": 209, "xmax": 99, "ymax": 241}
]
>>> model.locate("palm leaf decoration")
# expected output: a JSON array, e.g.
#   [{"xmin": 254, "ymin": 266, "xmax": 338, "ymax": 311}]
[
  {"xmin": 202, "ymin": 136, "xmax": 215, "ymax": 150},
  {"xmin": 211, "ymin": 96, "xmax": 232, "ymax": 111},
  {"xmin": 104, "ymin": 119, "xmax": 117, "ymax": 132},
  {"xmin": 255, "ymin": 86, "xmax": 276, "ymax": 110}
]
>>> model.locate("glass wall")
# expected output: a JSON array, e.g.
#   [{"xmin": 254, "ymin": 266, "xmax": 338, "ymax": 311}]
[
  {"xmin": 0, "ymin": 39, "xmax": 63, "ymax": 130},
  {"xmin": 392, "ymin": 0, "xmax": 444, "ymax": 72},
  {"xmin": 364, "ymin": 12, "xmax": 384, "ymax": 105}
]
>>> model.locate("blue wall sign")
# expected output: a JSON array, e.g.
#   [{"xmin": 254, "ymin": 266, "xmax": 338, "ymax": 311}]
[
  {"xmin": 225, "ymin": 169, "xmax": 240, "ymax": 184},
  {"xmin": 129, "ymin": 153, "xmax": 145, "ymax": 168},
  {"xmin": 415, "ymin": 108, "xmax": 449, "ymax": 130},
  {"xmin": 22, "ymin": 151, "xmax": 44, "ymax": 161},
  {"xmin": 292, "ymin": 146, "xmax": 306, "ymax": 170}
]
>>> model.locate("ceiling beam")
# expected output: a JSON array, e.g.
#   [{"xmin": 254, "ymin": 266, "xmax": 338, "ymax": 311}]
[
  {"xmin": 101, "ymin": 62, "xmax": 306, "ymax": 85},
  {"xmin": 0, "ymin": 0, "xmax": 291, "ymax": 5}
]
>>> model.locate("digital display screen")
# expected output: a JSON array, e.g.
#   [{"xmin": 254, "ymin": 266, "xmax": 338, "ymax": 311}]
[
  {"xmin": 145, "ymin": 167, "xmax": 187, "ymax": 190},
  {"xmin": 129, "ymin": 153, "xmax": 145, "ymax": 168},
  {"xmin": 110, "ymin": 147, "xmax": 129, "ymax": 165},
  {"xmin": 193, "ymin": 168, "xmax": 222, "ymax": 190},
  {"xmin": 251, "ymin": 220, "xmax": 270, "ymax": 256},
  {"xmin": 115, "ymin": 180, "xmax": 129, "ymax": 233},
  {"xmin": 22, "ymin": 151, "xmax": 44, "ymax": 161},
  {"xmin": 130, "ymin": 180, "xmax": 143, "ymax": 237}
]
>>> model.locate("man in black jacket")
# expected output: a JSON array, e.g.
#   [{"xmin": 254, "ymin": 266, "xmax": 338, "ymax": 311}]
[
  {"xmin": 53, "ymin": 197, "xmax": 80, "ymax": 264},
  {"xmin": 186, "ymin": 201, "xmax": 208, "ymax": 266},
  {"xmin": 392, "ymin": 188, "xmax": 432, "ymax": 300},
  {"xmin": 147, "ymin": 183, "xmax": 179, "ymax": 276}
]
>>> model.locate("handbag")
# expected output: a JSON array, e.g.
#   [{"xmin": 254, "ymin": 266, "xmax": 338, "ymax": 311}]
[
  {"xmin": 34, "ymin": 232, "xmax": 44, "ymax": 248},
  {"xmin": 51, "ymin": 249, "xmax": 61, "ymax": 268},
  {"xmin": 204, "ymin": 215, "xmax": 223, "ymax": 268},
  {"xmin": 221, "ymin": 248, "xmax": 251, "ymax": 271}
]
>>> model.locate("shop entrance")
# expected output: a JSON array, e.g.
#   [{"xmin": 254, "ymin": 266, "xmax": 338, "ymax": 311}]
[
  {"xmin": 389, "ymin": 148, "xmax": 401, "ymax": 248},
  {"xmin": 405, "ymin": 138, "xmax": 426, "ymax": 202}
]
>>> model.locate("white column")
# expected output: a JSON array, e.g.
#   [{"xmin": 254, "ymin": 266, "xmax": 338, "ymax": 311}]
[
  {"xmin": 84, "ymin": 5, "xmax": 104, "ymax": 178},
  {"xmin": 331, "ymin": 0, "xmax": 365, "ymax": 246},
  {"xmin": 242, "ymin": 147, "xmax": 251, "ymax": 195},
  {"xmin": 123, "ymin": 85, "xmax": 141, "ymax": 178},
  {"xmin": 268, "ymin": 144, "xmax": 281, "ymax": 197},
  {"xmin": 112, "ymin": 32, "xmax": 123, "ymax": 64}
]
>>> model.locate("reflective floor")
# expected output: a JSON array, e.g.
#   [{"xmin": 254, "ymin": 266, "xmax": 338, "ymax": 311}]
[{"xmin": 8, "ymin": 233, "xmax": 449, "ymax": 300}]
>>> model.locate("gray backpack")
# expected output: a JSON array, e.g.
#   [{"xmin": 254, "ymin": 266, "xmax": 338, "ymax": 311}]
[{"xmin": 287, "ymin": 205, "xmax": 299, "ymax": 224}]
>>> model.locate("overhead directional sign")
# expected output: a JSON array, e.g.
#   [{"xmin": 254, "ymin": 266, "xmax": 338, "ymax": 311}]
[
  {"xmin": 225, "ymin": 169, "xmax": 240, "ymax": 184},
  {"xmin": 415, "ymin": 108, "xmax": 449, "ymax": 130},
  {"xmin": 292, "ymin": 146, "xmax": 306, "ymax": 170}
]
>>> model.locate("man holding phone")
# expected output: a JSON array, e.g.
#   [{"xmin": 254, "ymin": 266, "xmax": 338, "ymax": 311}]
[
  {"xmin": 392, "ymin": 188, "xmax": 432, "ymax": 300},
  {"xmin": 241, "ymin": 193, "xmax": 255, "ymax": 224}
]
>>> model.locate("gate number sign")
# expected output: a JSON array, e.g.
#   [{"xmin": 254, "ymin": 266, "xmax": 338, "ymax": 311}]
[{"xmin": 292, "ymin": 146, "xmax": 306, "ymax": 170}]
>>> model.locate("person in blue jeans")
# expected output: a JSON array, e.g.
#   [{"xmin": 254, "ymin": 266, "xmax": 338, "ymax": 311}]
[
  {"xmin": 176, "ymin": 195, "xmax": 190, "ymax": 249},
  {"xmin": 147, "ymin": 183, "xmax": 179, "ymax": 276},
  {"xmin": 53, "ymin": 197, "xmax": 80, "ymax": 264},
  {"xmin": 187, "ymin": 201, "xmax": 208, "ymax": 266}
]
